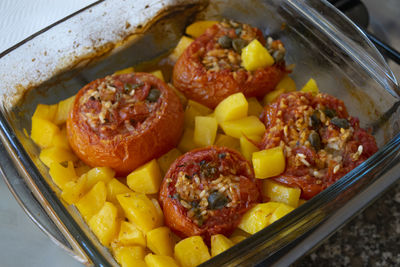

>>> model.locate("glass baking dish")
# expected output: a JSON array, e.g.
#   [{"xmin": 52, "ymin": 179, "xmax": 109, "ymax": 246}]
[{"xmin": 0, "ymin": 0, "xmax": 399, "ymax": 266}]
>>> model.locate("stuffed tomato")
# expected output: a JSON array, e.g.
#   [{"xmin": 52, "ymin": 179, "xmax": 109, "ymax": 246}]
[
  {"xmin": 173, "ymin": 19, "xmax": 287, "ymax": 108},
  {"xmin": 159, "ymin": 146, "xmax": 261, "ymax": 241},
  {"xmin": 261, "ymin": 92, "xmax": 378, "ymax": 199},
  {"xmin": 67, "ymin": 72, "xmax": 184, "ymax": 176}
]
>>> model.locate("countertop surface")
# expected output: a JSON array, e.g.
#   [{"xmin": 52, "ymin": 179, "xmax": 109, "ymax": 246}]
[{"xmin": 0, "ymin": 1, "xmax": 399, "ymax": 267}]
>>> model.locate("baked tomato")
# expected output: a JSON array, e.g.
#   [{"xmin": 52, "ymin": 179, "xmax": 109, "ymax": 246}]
[
  {"xmin": 173, "ymin": 19, "xmax": 287, "ymax": 108},
  {"xmin": 67, "ymin": 72, "xmax": 184, "ymax": 176},
  {"xmin": 261, "ymin": 92, "xmax": 378, "ymax": 199},
  {"xmin": 159, "ymin": 146, "xmax": 261, "ymax": 242}
]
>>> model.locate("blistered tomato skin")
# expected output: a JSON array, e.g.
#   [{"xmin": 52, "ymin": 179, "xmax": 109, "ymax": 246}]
[
  {"xmin": 67, "ymin": 72, "xmax": 184, "ymax": 176},
  {"xmin": 159, "ymin": 146, "xmax": 261, "ymax": 242},
  {"xmin": 173, "ymin": 21, "xmax": 287, "ymax": 108},
  {"xmin": 260, "ymin": 92, "xmax": 378, "ymax": 199}
]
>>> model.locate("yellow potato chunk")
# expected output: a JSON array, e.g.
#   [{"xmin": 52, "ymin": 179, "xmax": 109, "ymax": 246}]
[
  {"xmin": 117, "ymin": 193, "xmax": 163, "ymax": 233},
  {"xmin": 184, "ymin": 100, "xmax": 213, "ymax": 129},
  {"xmin": 61, "ymin": 174, "xmax": 87, "ymax": 205},
  {"xmin": 118, "ymin": 221, "xmax": 146, "ymax": 247},
  {"xmin": 86, "ymin": 167, "xmax": 115, "ymax": 189},
  {"xmin": 151, "ymin": 198, "xmax": 164, "ymax": 226},
  {"xmin": 106, "ymin": 178, "xmax": 132, "ymax": 204},
  {"xmin": 263, "ymin": 179, "xmax": 301, "ymax": 207},
  {"xmin": 51, "ymin": 128, "xmax": 70, "ymax": 149},
  {"xmin": 174, "ymin": 236, "xmax": 210, "ymax": 267},
  {"xmin": 214, "ymin": 134, "xmax": 240, "ymax": 151},
  {"xmin": 127, "ymin": 159, "xmax": 162, "ymax": 194},
  {"xmin": 39, "ymin": 146, "xmax": 78, "ymax": 168},
  {"xmin": 49, "ymin": 161, "xmax": 77, "ymax": 190},
  {"xmin": 247, "ymin": 97, "xmax": 264, "ymax": 117},
  {"xmin": 263, "ymin": 88, "xmax": 285, "ymax": 106},
  {"xmin": 238, "ymin": 202, "xmax": 281, "ymax": 234},
  {"xmin": 76, "ymin": 181, "xmax": 107, "ymax": 221},
  {"xmin": 240, "ymin": 135, "xmax": 261, "ymax": 161},
  {"xmin": 150, "ymin": 70, "xmax": 165, "ymax": 81},
  {"xmin": 185, "ymin": 20, "xmax": 218, "ymax": 38},
  {"xmin": 210, "ymin": 234, "xmax": 234, "ymax": 257},
  {"xmin": 114, "ymin": 66, "xmax": 135, "ymax": 75},
  {"xmin": 269, "ymin": 203, "xmax": 295, "ymax": 224},
  {"xmin": 169, "ymin": 83, "xmax": 188, "ymax": 108},
  {"xmin": 88, "ymin": 202, "xmax": 119, "ymax": 247},
  {"xmin": 230, "ymin": 235, "xmax": 247, "ymax": 244},
  {"xmin": 301, "ymin": 78, "xmax": 319, "ymax": 95},
  {"xmin": 31, "ymin": 117, "xmax": 60, "ymax": 148},
  {"xmin": 157, "ymin": 148, "xmax": 182, "ymax": 175},
  {"xmin": 220, "ymin": 116, "xmax": 266, "ymax": 139},
  {"xmin": 178, "ymin": 128, "xmax": 199, "ymax": 153},
  {"xmin": 145, "ymin": 254, "xmax": 180, "ymax": 267},
  {"xmin": 241, "ymin": 39, "xmax": 274, "ymax": 71},
  {"xmin": 147, "ymin": 227, "xmax": 175, "ymax": 257},
  {"xmin": 113, "ymin": 246, "xmax": 146, "ymax": 267},
  {"xmin": 194, "ymin": 116, "xmax": 218, "ymax": 147},
  {"xmin": 169, "ymin": 36, "xmax": 194, "ymax": 62},
  {"xmin": 252, "ymin": 146, "xmax": 285, "ymax": 179},
  {"xmin": 214, "ymin": 92, "xmax": 248, "ymax": 123},
  {"xmin": 33, "ymin": 103, "xmax": 58, "ymax": 121},
  {"xmin": 54, "ymin": 95, "xmax": 76, "ymax": 125},
  {"xmin": 276, "ymin": 75, "xmax": 296, "ymax": 92}
]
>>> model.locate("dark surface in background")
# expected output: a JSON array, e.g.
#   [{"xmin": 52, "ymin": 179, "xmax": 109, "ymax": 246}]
[{"xmin": 294, "ymin": 0, "xmax": 400, "ymax": 266}]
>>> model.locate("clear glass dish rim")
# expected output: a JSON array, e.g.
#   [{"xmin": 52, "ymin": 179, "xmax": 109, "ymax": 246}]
[{"xmin": 0, "ymin": 0, "xmax": 399, "ymax": 266}]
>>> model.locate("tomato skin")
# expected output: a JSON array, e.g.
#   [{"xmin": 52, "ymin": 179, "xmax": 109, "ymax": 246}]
[
  {"xmin": 173, "ymin": 23, "xmax": 286, "ymax": 108},
  {"xmin": 261, "ymin": 92, "xmax": 378, "ymax": 199},
  {"xmin": 67, "ymin": 73, "xmax": 184, "ymax": 176},
  {"xmin": 159, "ymin": 146, "xmax": 261, "ymax": 242}
]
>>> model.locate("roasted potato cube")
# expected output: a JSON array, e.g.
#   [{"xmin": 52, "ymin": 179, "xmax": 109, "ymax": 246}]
[
  {"xmin": 54, "ymin": 95, "xmax": 76, "ymax": 125},
  {"xmin": 276, "ymin": 75, "xmax": 297, "ymax": 92},
  {"xmin": 301, "ymin": 78, "xmax": 319, "ymax": 95},
  {"xmin": 174, "ymin": 236, "xmax": 210, "ymax": 267},
  {"xmin": 214, "ymin": 134, "xmax": 240, "ymax": 151},
  {"xmin": 185, "ymin": 20, "xmax": 218, "ymax": 38},
  {"xmin": 157, "ymin": 148, "xmax": 182, "ymax": 175},
  {"xmin": 184, "ymin": 100, "xmax": 213, "ymax": 129},
  {"xmin": 214, "ymin": 92, "xmax": 248, "ymax": 123},
  {"xmin": 39, "ymin": 146, "xmax": 77, "ymax": 168},
  {"xmin": 263, "ymin": 88, "xmax": 285, "ymax": 106},
  {"xmin": 150, "ymin": 70, "xmax": 165, "ymax": 81},
  {"xmin": 220, "ymin": 116, "xmax": 266, "ymax": 139},
  {"xmin": 252, "ymin": 146, "xmax": 285, "ymax": 179},
  {"xmin": 31, "ymin": 117, "xmax": 60, "ymax": 148},
  {"xmin": 61, "ymin": 174, "xmax": 87, "ymax": 205},
  {"xmin": 127, "ymin": 159, "xmax": 162, "ymax": 194},
  {"xmin": 76, "ymin": 181, "xmax": 107, "ymax": 221},
  {"xmin": 106, "ymin": 178, "xmax": 132, "ymax": 204},
  {"xmin": 194, "ymin": 116, "xmax": 218, "ymax": 147},
  {"xmin": 240, "ymin": 135, "xmax": 261, "ymax": 161},
  {"xmin": 210, "ymin": 234, "xmax": 234, "ymax": 257},
  {"xmin": 238, "ymin": 202, "xmax": 281, "ymax": 234},
  {"xmin": 263, "ymin": 179, "xmax": 301, "ymax": 207},
  {"xmin": 114, "ymin": 66, "xmax": 135, "ymax": 75},
  {"xmin": 49, "ymin": 161, "xmax": 77, "ymax": 190},
  {"xmin": 117, "ymin": 193, "xmax": 163, "ymax": 233},
  {"xmin": 241, "ymin": 39, "xmax": 274, "ymax": 71},
  {"xmin": 146, "ymin": 226, "xmax": 175, "ymax": 257},
  {"xmin": 145, "ymin": 254, "xmax": 180, "ymax": 267},
  {"xmin": 113, "ymin": 245, "xmax": 146, "ymax": 267},
  {"xmin": 118, "ymin": 221, "xmax": 146, "ymax": 247},
  {"xmin": 88, "ymin": 202, "xmax": 119, "ymax": 247},
  {"xmin": 86, "ymin": 167, "xmax": 115, "ymax": 189},
  {"xmin": 247, "ymin": 97, "xmax": 264, "ymax": 117},
  {"xmin": 169, "ymin": 36, "xmax": 194, "ymax": 62},
  {"xmin": 51, "ymin": 127, "xmax": 70, "ymax": 149},
  {"xmin": 32, "ymin": 103, "xmax": 58, "ymax": 121},
  {"xmin": 270, "ymin": 203, "xmax": 295, "ymax": 224},
  {"xmin": 178, "ymin": 128, "xmax": 199, "ymax": 153}
]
